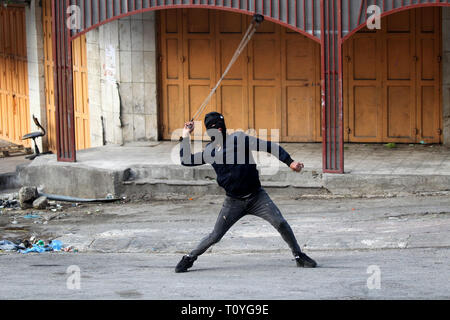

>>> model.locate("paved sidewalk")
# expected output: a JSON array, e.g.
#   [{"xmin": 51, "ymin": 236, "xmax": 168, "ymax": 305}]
[
  {"xmin": 23, "ymin": 141, "xmax": 450, "ymax": 174},
  {"xmin": 0, "ymin": 140, "xmax": 29, "ymax": 190},
  {"xmin": 0, "ymin": 156, "xmax": 28, "ymax": 175},
  {"xmin": 0, "ymin": 140, "xmax": 28, "ymax": 175}
]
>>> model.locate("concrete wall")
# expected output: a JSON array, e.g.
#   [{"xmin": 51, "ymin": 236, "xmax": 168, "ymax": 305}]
[
  {"xmin": 86, "ymin": 24, "xmax": 122, "ymax": 147},
  {"xmin": 25, "ymin": 0, "xmax": 47, "ymax": 151},
  {"xmin": 86, "ymin": 12, "xmax": 158, "ymax": 147},
  {"xmin": 443, "ymin": 8, "xmax": 450, "ymax": 146}
]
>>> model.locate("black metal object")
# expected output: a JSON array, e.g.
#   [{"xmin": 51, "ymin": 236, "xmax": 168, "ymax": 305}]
[
  {"xmin": 22, "ymin": 115, "xmax": 52, "ymax": 160},
  {"xmin": 253, "ymin": 13, "xmax": 265, "ymax": 24}
]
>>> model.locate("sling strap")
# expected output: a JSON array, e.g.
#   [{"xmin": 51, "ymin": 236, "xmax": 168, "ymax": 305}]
[{"xmin": 189, "ymin": 14, "xmax": 265, "ymax": 123}]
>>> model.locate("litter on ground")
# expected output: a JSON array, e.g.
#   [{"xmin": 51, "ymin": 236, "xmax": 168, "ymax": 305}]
[{"xmin": 0, "ymin": 238, "xmax": 77, "ymax": 254}]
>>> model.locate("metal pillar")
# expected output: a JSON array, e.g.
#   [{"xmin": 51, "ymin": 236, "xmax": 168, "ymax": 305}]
[
  {"xmin": 321, "ymin": 0, "xmax": 344, "ymax": 173},
  {"xmin": 52, "ymin": 0, "xmax": 76, "ymax": 162}
]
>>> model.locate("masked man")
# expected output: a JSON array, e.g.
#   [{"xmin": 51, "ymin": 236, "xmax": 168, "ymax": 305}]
[{"xmin": 176, "ymin": 112, "xmax": 317, "ymax": 273}]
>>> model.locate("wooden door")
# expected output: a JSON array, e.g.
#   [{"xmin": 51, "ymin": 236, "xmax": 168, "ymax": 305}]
[
  {"xmin": 215, "ymin": 11, "xmax": 249, "ymax": 133},
  {"xmin": 0, "ymin": 5, "xmax": 30, "ymax": 147},
  {"xmin": 415, "ymin": 7, "xmax": 442, "ymax": 143},
  {"xmin": 281, "ymin": 28, "xmax": 321, "ymax": 142},
  {"xmin": 344, "ymin": 27, "xmax": 382, "ymax": 142},
  {"xmin": 247, "ymin": 18, "xmax": 282, "ymax": 138},
  {"xmin": 159, "ymin": 9, "xmax": 320, "ymax": 142},
  {"xmin": 72, "ymin": 35, "xmax": 91, "ymax": 150},
  {"xmin": 43, "ymin": 0, "xmax": 56, "ymax": 152},
  {"xmin": 159, "ymin": 9, "xmax": 185, "ymax": 139},
  {"xmin": 183, "ymin": 9, "xmax": 217, "ymax": 139},
  {"xmin": 383, "ymin": 10, "xmax": 417, "ymax": 143},
  {"xmin": 344, "ymin": 8, "xmax": 442, "ymax": 144}
]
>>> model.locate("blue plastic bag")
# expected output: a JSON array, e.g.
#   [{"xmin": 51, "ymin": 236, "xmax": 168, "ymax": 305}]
[
  {"xmin": 23, "ymin": 214, "xmax": 40, "ymax": 219},
  {"xmin": 49, "ymin": 240, "xmax": 63, "ymax": 251},
  {"xmin": 0, "ymin": 240, "xmax": 19, "ymax": 251},
  {"xmin": 17, "ymin": 240, "xmax": 65, "ymax": 254},
  {"xmin": 19, "ymin": 244, "xmax": 47, "ymax": 254}
]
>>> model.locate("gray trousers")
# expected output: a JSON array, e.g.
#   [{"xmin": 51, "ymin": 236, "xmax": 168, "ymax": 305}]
[{"xmin": 190, "ymin": 189, "xmax": 303, "ymax": 258}]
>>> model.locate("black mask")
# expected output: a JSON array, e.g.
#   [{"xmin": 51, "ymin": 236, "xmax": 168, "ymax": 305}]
[{"xmin": 205, "ymin": 112, "xmax": 227, "ymax": 138}]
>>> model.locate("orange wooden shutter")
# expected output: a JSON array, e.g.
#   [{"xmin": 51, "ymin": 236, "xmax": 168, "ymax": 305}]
[{"xmin": 0, "ymin": 5, "xmax": 30, "ymax": 146}]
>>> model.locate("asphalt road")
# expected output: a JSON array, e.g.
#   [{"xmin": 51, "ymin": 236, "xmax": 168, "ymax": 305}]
[
  {"xmin": 1, "ymin": 193, "xmax": 450, "ymax": 300},
  {"xmin": 1, "ymin": 248, "xmax": 449, "ymax": 300}
]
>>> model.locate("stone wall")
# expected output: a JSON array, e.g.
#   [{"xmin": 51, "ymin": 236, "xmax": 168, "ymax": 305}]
[
  {"xmin": 86, "ymin": 12, "xmax": 158, "ymax": 147},
  {"xmin": 25, "ymin": 0, "xmax": 46, "ymax": 151}
]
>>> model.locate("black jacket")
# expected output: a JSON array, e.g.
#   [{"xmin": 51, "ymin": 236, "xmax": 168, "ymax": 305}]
[{"xmin": 180, "ymin": 132, "xmax": 294, "ymax": 199}]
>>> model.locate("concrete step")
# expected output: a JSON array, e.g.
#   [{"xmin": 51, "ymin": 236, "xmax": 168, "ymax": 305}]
[
  {"xmin": 119, "ymin": 164, "xmax": 327, "ymax": 199},
  {"xmin": 16, "ymin": 156, "xmax": 450, "ymax": 199},
  {"xmin": 124, "ymin": 164, "xmax": 323, "ymax": 185},
  {"xmin": 122, "ymin": 178, "xmax": 329, "ymax": 199},
  {"xmin": 122, "ymin": 165, "xmax": 450, "ymax": 198},
  {"xmin": 324, "ymin": 173, "xmax": 450, "ymax": 196},
  {"xmin": 124, "ymin": 163, "xmax": 318, "ymax": 180},
  {"xmin": 0, "ymin": 172, "xmax": 19, "ymax": 190}
]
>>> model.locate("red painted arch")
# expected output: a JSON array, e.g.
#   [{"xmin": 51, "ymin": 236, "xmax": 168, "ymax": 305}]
[
  {"xmin": 69, "ymin": 4, "xmax": 321, "ymax": 44},
  {"xmin": 342, "ymin": 3, "xmax": 450, "ymax": 43}
]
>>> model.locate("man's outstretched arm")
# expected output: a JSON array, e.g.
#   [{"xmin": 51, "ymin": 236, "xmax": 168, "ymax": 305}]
[
  {"xmin": 247, "ymin": 135, "xmax": 304, "ymax": 172},
  {"xmin": 180, "ymin": 121, "xmax": 206, "ymax": 167}
]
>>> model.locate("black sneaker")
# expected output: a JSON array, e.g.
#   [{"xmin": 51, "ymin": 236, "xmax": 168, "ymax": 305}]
[
  {"xmin": 175, "ymin": 255, "xmax": 197, "ymax": 273},
  {"xmin": 295, "ymin": 252, "xmax": 317, "ymax": 268}
]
